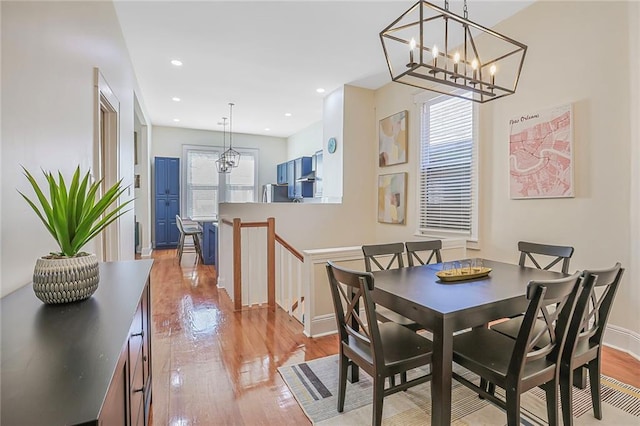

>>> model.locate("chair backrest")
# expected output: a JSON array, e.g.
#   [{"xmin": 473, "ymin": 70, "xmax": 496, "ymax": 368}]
[
  {"xmin": 175, "ymin": 215, "xmax": 185, "ymax": 234},
  {"xmin": 563, "ymin": 263, "xmax": 624, "ymax": 364},
  {"xmin": 326, "ymin": 261, "xmax": 384, "ymax": 368},
  {"xmin": 362, "ymin": 243, "xmax": 405, "ymax": 272},
  {"xmin": 518, "ymin": 241, "xmax": 575, "ymax": 274},
  {"xmin": 405, "ymin": 240, "xmax": 443, "ymax": 267},
  {"xmin": 509, "ymin": 271, "xmax": 585, "ymax": 379}
]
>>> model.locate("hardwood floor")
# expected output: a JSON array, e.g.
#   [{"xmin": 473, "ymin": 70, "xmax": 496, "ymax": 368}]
[
  {"xmin": 148, "ymin": 249, "xmax": 640, "ymax": 425},
  {"xmin": 602, "ymin": 344, "xmax": 640, "ymax": 388},
  {"xmin": 149, "ymin": 249, "xmax": 337, "ymax": 425}
]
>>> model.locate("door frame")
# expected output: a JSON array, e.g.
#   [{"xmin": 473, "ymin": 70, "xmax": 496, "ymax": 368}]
[{"xmin": 93, "ymin": 68, "xmax": 120, "ymax": 261}]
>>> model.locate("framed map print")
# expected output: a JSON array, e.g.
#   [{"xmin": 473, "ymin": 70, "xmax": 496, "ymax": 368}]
[
  {"xmin": 379, "ymin": 110, "xmax": 407, "ymax": 166},
  {"xmin": 509, "ymin": 103, "xmax": 574, "ymax": 199},
  {"xmin": 378, "ymin": 172, "xmax": 407, "ymax": 224}
]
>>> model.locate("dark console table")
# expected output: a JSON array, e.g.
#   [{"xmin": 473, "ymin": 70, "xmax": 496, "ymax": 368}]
[{"xmin": 1, "ymin": 259, "xmax": 154, "ymax": 425}]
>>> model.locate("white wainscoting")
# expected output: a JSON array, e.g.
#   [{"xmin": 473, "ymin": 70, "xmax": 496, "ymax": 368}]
[
  {"xmin": 302, "ymin": 246, "xmax": 364, "ymax": 337},
  {"xmin": 302, "ymin": 239, "xmax": 467, "ymax": 337}
]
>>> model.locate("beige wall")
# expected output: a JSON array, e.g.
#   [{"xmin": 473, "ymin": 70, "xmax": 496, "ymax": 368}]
[
  {"xmin": 1, "ymin": 1, "xmax": 145, "ymax": 296},
  {"xmin": 369, "ymin": 1, "xmax": 638, "ymax": 344},
  {"xmin": 479, "ymin": 1, "xmax": 634, "ymax": 335},
  {"xmin": 343, "ymin": 85, "xmax": 377, "ymax": 224},
  {"xmin": 373, "ymin": 83, "xmax": 438, "ymax": 243}
]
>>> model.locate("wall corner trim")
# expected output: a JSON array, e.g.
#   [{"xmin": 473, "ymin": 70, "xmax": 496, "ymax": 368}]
[{"xmin": 603, "ymin": 324, "xmax": 640, "ymax": 361}]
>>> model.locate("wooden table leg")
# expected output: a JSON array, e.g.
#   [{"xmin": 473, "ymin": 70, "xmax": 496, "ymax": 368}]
[{"xmin": 431, "ymin": 319, "xmax": 453, "ymax": 426}]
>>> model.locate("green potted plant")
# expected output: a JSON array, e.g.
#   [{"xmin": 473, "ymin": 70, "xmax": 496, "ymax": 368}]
[{"xmin": 19, "ymin": 166, "xmax": 132, "ymax": 304}]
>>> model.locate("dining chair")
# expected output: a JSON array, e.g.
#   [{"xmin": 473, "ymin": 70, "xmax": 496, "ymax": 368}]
[
  {"xmin": 405, "ymin": 240, "xmax": 443, "ymax": 267},
  {"xmin": 518, "ymin": 241, "xmax": 575, "ymax": 274},
  {"xmin": 490, "ymin": 263, "xmax": 624, "ymax": 425},
  {"xmin": 451, "ymin": 271, "xmax": 587, "ymax": 426},
  {"xmin": 493, "ymin": 241, "xmax": 577, "ymax": 332},
  {"xmin": 176, "ymin": 215, "xmax": 203, "ymax": 264},
  {"xmin": 362, "ymin": 242, "xmax": 406, "ymax": 271},
  {"xmin": 325, "ymin": 261, "xmax": 433, "ymax": 426},
  {"xmin": 559, "ymin": 263, "xmax": 623, "ymax": 425},
  {"xmin": 362, "ymin": 243, "xmax": 421, "ymax": 331},
  {"xmin": 495, "ymin": 240, "xmax": 575, "ymax": 326}
]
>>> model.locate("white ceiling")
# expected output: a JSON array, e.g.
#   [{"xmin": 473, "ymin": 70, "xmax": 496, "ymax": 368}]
[{"xmin": 114, "ymin": 1, "xmax": 533, "ymax": 138}]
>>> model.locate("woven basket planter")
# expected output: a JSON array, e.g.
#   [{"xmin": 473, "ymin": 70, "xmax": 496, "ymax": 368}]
[{"xmin": 33, "ymin": 253, "xmax": 99, "ymax": 304}]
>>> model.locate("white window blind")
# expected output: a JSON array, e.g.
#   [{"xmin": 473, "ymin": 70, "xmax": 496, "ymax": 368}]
[
  {"xmin": 183, "ymin": 146, "xmax": 259, "ymax": 218},
  {"xmin": 185, "ymin": 148, "xmax": 220, "ymax": 218},
  {"xmin": 224, "ymin": 150, "xmax": 257, "ymax": 202},
  {"xmin": 419, "ymin": 96, "xmax": 475, "ymax": 235}
]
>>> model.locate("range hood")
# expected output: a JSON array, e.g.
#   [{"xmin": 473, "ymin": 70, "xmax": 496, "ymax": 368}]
[
  {"xmin": 296, "ymin": 171, "xmax": 316, "ymax": 182},
  {"xmin": 296, "ymin": 150, "xmax": 323, "ymax": 183}
]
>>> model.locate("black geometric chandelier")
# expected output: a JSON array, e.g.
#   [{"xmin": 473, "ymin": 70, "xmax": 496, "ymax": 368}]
[
  {"xmin": 380, "ymin": 0, "xmax": 527, "ymax": 103},
  {"xmin": 215, "ymin": 102, "xmax": 240, "ymax": 174}
]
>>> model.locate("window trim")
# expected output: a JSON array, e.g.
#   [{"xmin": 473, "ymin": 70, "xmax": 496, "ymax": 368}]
[
  {"xmin": 218, "ymin": 147, "xmax": 260, "ymax": 203},
  {"xmin": 414, "ymin": 91, "xmax": 479, "ymax": 243},
  {"xmin": 181, "ymin": 145, "xmax": 260, "ymax": 218},
  {"xmin": 181, "ymin": 144, "xmax": 222, "ymax": 219}
]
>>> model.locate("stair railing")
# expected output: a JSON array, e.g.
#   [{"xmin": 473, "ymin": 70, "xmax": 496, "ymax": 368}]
[{"xmin": 218, "ymin": 217, "xmax": 304, "ymax": 318}]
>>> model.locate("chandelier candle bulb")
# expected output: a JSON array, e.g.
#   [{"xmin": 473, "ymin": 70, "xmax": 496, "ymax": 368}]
[
  {"xmin": 471, "ymin": 58, "xmax": 479, "ymax": 80},
  {"xmin": 432, "ymin": 45, "xmax": 439, "ymax": 67},
  {"xmin": 409, "ymin": 38, "xmax": 416, "ymax": 65},
  {"xmin": 490, "ymin": 64, "xmax": 497, "ymax": 86},
  {"xmin": 453, "ymin": 51, "xmax": 460, "ymax": 74}
]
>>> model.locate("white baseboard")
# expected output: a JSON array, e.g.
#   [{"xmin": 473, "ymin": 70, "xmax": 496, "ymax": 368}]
[
  {"xmin": 603, "ymin": 324, "xmax": 640, "ymax": 360},
  {"xmin": 140, "ymin": 247, "xmax": 153, "ymax": 257},
  {"xmin": 306, "ymin": 313, "xmax": 338, "ymax": 338}
]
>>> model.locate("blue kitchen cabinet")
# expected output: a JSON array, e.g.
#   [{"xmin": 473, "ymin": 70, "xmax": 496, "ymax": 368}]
[
  {"xmin": 286, "ymin": 159, "xmax": 295, "ymax": 199},
  {"xmin": 154, "ymin": 157, "xmax": 180, "ymax": 248},
  {"xmin": 294, "ymin": 157, "xmax": 314, "ymax": 198},
  {"xmin": 202, "ymin": 222, "xmax": 218, "ymax": 265},
  {"xmin": 285, "ymin": 156, "xmax": 313, "ymax": 199},
  {"xmin": 277, "ymin": 162, "xmax": 288, "ymax": 185}
]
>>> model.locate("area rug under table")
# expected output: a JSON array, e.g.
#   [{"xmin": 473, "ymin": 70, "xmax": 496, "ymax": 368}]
[{"xmin": 278, "ymin": 355, "xmax": 640, "ymax": 425}]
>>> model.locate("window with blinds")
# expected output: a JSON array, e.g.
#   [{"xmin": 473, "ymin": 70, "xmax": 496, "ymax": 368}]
[
  {"xmin": 419, "ymin": 95, "xmax": 476, "ymax": 236},
  {"xmin": 183, "ymin": 146, "xmax": 259, "ymax": 218},
  {"xmin": 185, "ymin": 148, "xmax": 221, "ymax": 218},
  {"xmin": 224, "ymin": 150, "xmax": 258, "ymax": 202}
]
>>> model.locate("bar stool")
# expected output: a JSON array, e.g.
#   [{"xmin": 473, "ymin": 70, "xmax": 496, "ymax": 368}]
[{"xmin": 176, "ymin": 215, "xmax": 203, "ymax": 264}]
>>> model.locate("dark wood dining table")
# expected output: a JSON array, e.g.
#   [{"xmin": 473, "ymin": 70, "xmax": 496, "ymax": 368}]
[{"xmin": 369, "ymin": 259, "xmax": 566, "ymax": 426}]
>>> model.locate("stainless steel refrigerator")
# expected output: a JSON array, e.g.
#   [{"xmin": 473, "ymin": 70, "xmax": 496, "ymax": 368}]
[{"xmin": 262, "ymin": 184, "xmax": 290, "ymax": 202}]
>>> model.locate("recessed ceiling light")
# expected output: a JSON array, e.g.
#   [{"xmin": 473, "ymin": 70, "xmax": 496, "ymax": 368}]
[
  {"xmin": 173, "ymin": 118, "xmax": 180, "ymax": 122},
  {"xmin": 264, "ymin": 128, "xmax": 270, "ymax": 131},
  {"xmin": 284, "ymin": 113, "xmax": 292, "ymax": 117},
  {"xmin": 316, "ymin": 88, "xmax": 325, "ymax": 93},
  {"xmin": 172, "ymin": 97, "xmax": 181, "ymax": 102},
  {"xmin": 171, "ymin": 59, "xmax": 183, "ymax": 66}
]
